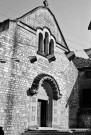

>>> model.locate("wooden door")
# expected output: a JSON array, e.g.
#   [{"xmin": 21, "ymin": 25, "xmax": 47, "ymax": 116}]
[{"xmin": 37, "ymin": 100, "xmax": 41, "ymax": 127}]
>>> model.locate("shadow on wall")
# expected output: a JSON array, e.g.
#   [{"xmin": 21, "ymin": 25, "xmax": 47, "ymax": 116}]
[{"xmin": 68, "ymin": 77, "xmax": 80, "ymax": 128}]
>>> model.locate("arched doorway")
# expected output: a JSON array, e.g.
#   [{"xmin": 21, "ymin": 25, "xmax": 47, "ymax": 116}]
[
  {"xmin": 27, "ymin": 74, "xmax": 62, "ymax": 128},
  {"xmin": 37, "ymin": 80, "xmax": 53, "ymax": 127}
]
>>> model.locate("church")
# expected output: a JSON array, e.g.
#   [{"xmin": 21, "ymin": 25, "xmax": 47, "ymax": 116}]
[{"xmin": 0, "ymin": 1, "xmax": 78, "ymax": 135}]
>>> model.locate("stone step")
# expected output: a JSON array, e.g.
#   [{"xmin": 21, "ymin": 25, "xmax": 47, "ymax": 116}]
[{"xmin": 22, "ymin": 129, "xmax": 91, "ymax": 135}]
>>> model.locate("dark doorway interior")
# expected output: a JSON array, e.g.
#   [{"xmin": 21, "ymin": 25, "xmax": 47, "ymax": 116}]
[
  {"xmin": 41, "ymin": 100, "xmax": 47, "ymax": 127},
  {"xmin": 38, "ymin": 99, "xmax": 48, "ymax": 127},
  {"xmin": 80, "ymin": 89, "xmax": 91, "ymax": 108},
  {"xmin": 78, "ymin": 88, "xmax": 91, "ymax": 128}
]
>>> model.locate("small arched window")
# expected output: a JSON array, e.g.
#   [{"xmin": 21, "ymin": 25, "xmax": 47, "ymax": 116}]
[
  {"xmin": 44, "ymin": 32, "xmax": 49, "ymax": 55},
  {"xmin": 49, "ymin": 39, "xmax": 54, "ymax": 55},
  {"xmin": 38, "ymin": 32, "xmax": 43, "ymax": 53},
  {"xmin": 37, "ymin": 29, "xmax": 56, "ymax": 62}
]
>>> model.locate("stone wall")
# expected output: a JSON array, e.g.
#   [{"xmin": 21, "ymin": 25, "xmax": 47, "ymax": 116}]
[
  {"xmin": 0, "ymin": 7, "xmax": 78, "ymax": 135},
  {"xmin": 0, "ymin": 21, "xmax": 17, "ymax": 134},
  {"xmin": 69, "ymin": 77, "xmax": 80, "ymax": 128},
  {"xmin": 7, "ymin": 23, "xmax": 77, "ymax": 135},
  {"xmin": 18, "ymin": 6, "xmax": 68, "ymax": 50}
]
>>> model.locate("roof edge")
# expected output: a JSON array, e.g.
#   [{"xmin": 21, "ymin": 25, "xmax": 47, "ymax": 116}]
[{"xmin": 16, "ymin": 6, "xmax": 70, "ymax": 51}]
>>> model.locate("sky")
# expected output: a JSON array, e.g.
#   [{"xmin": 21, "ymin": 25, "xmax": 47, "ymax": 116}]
[{"xmin": 0, "ymin": 0, "xmax": 91, "ymax": 57}]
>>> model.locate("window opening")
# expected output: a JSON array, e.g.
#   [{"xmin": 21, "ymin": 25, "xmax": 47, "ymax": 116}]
[
  {"xmin": 44, "ymin": 32, "xmax": 49, "ymax": 55},
  {"xmin": 49, "ymin": 39, "xmax": 54, "ymax": 55},
  {"xmin": 38, "ymin": 33, "xmax": 43, "ymax": 53},
  {"xmin": 37, "ymin": 30, "xmax": 56, "ymax": 62}
]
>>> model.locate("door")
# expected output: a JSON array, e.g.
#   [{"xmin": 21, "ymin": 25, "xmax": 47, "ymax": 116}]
[
  {"xmin": 37, "ymin": 99, "xmax": 48, "ymax": 127},
  {"xmin": 37, "ymin": 100, "xmax": 41, "ymax": 127}
]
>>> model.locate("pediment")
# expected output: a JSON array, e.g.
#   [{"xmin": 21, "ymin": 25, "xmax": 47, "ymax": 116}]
[{"xmin": 17, "ymin": 6, "xmax": 69, "ymax": 51}]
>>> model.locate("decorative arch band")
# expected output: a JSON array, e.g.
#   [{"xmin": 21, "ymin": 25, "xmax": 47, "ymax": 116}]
[{"xmin": 27, "ymin": 73, "xmax": 62, "ymax": 100}]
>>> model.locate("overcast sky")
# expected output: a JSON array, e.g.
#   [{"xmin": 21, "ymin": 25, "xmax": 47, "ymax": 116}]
[{"xmin": 0, "ymin": 0, "xmax": 91, "ymax": 54}]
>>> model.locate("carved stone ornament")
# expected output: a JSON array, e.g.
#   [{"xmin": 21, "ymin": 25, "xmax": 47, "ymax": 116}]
[{"xmin": 43, "ymin": 0, "xmax": 49, "ymax": 7}]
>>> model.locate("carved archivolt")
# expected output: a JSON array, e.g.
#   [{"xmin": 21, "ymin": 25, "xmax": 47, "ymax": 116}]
[{"xmin": 27, "ymin": 73, "xmax": 62, "ymax": 100}]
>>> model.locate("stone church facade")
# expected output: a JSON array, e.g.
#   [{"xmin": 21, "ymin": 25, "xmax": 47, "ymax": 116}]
[{"xmin": 0, "ymin": 2, "xmax": 78, "ymax": 135}]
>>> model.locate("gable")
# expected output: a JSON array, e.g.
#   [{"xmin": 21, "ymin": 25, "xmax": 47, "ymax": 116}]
[{"xmin": 17, "ymin": 6, "xmax": 69, "ymax": 51}]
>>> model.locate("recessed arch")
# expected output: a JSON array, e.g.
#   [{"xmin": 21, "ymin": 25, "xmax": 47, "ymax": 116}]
[
  {"xmin": 27, "ymin": 73, "xmax": 62, "ymax": 127},
  {"xmin": 49, "ymin": 39, "xmax": 54, "ymax": 55},
  {"xmin": 44, "ymin": 32, "xmax": 49, "ymax": 55},
  {"xmin": 27, "ymin": 73, "xmax": 62, "ymax": 100},
  {"xmin": 38, "ymin": 32, "xmax": 43, "ymax": 53}
]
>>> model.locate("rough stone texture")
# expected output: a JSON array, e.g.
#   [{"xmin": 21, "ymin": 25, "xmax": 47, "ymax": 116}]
[
  {"xmin": 73, "ymin": 57, "xmax": 91, "ymax": 128},
  {"xmin": 18, "ymin": 6, "xmax": 68, "ymax": 50},
  {"xmin": 0, "ymin": 6, "xmax": 78, "ymax": 135},
  {"xmin": 69, "ymin": 77, "xmax": 80, "ymax": 128},
  {"xmin": 0, "ymin": 21, "xmax": 17, "ymax": 133},
  {"xmin": 73, "ymin": 57, "xmax": 91, "ymax": 68}
]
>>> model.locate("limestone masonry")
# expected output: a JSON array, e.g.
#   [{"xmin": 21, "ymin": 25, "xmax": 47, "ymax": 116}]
[{"xmin": 0, "ymin": 5, "xmax": 78, "ymax": 135}]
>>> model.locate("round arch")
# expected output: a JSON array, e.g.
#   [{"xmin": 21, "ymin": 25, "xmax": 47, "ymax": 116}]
[{"xmin": 27, "ymin": 73, "xmax": 62, "ymax": 100}]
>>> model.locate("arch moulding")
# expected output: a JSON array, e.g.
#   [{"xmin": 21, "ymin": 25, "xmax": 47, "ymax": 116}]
[{"xmin": 27, "ymin": 73, "xmax": 62, "ymax": 100}]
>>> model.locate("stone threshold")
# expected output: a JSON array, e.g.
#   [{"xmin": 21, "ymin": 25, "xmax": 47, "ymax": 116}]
[{"xmin": 28, "ymin": 127, "xmax": 90, "ymax": 133}]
